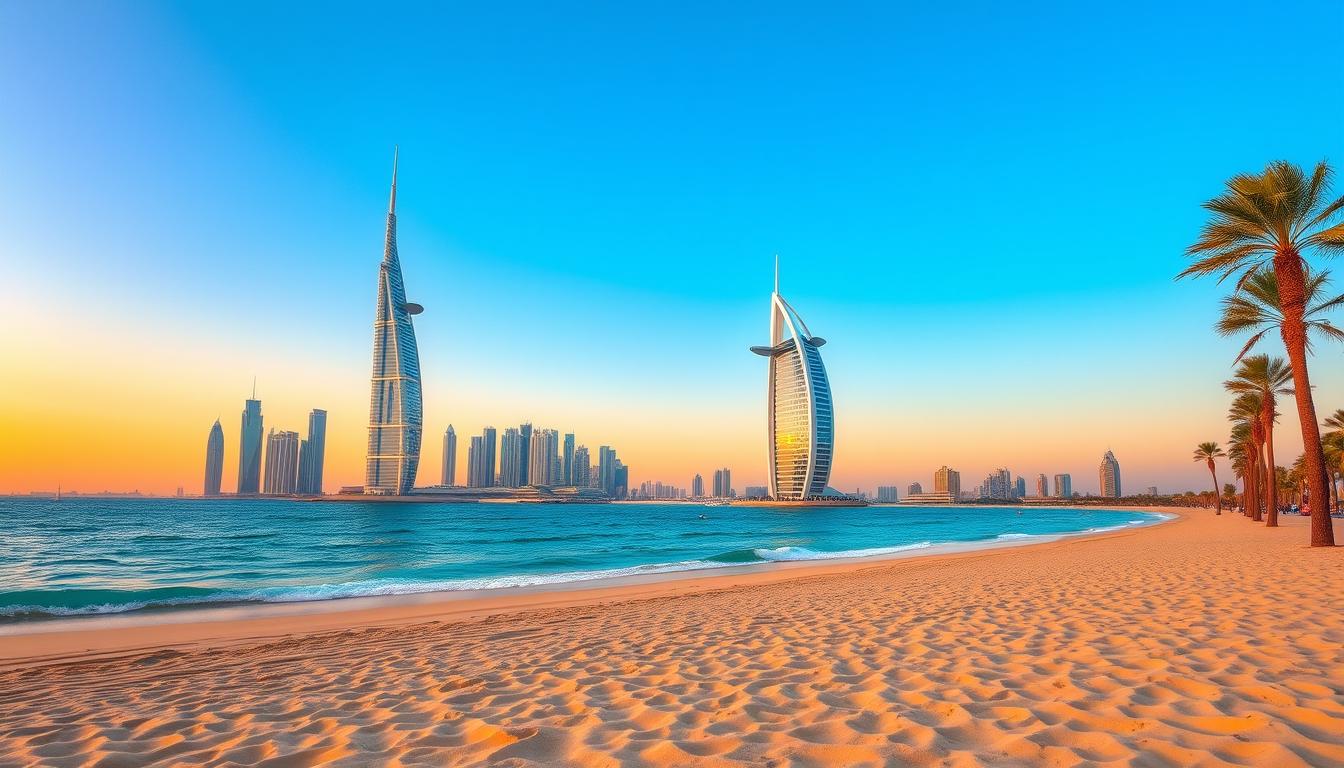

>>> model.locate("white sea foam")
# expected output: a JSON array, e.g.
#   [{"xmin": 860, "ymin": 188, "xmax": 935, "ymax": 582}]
[{"xmin": 752, "ymin": 542, "xmax": 933, "ymax": 561}]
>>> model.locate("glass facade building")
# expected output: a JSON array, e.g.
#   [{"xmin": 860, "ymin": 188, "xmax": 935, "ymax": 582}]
[
  {"xmin": 365, "ymin": 149, "xmax": 424, "ymax": 496},
  {"xmin": 750, "ymin": 267, "xmax": 834, "ymax": 500},
  {"xmin": 237, "ymin": 397, "xmax": 263, "ymax": 494},
  {"xmin": 1099, "ymin": 451, "xmax": 1122, "ymax": 498},
  {"xmin": 203, "ymin": 420, "xmax": 224, "ymax": 496}
]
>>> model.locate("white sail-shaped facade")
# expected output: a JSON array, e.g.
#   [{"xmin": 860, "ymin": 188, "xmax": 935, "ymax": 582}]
[
  {"xmin": 750, "ymin": 273, "xmax": 834, "ymax": 500},
  {"xmin": 365, "ymin": 150, "xmax": 424, "ymax": 495}
]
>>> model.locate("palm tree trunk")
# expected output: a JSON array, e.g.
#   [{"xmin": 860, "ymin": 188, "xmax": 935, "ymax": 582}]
[
  {"xmin": 1246, "ymin": 456, "xmax": 1259, "ymax": 519},
  {"xmin": 1275, "ymin": 252, "xmax": 1335, "ymax": 545},
  {"xmin": 1263, "ymin": 412, "xmax": 1279, "ymax": 527},
  {"xmin": 1208, "ymin": 460, "xmax": 1220, "ymax": 515}
]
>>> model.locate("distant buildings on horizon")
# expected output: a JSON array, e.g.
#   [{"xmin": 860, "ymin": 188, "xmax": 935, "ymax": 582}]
[
  {"xmin": 201, "ymin": 393, "xmax": 327, "ymax": 498},
  {"xmin": 203, "ymin": 420, "xmax": 224, "ymax": 496},
  {"xmin": 1099, "ymin": 450, "xmax": 1122, "ymax": 498}
]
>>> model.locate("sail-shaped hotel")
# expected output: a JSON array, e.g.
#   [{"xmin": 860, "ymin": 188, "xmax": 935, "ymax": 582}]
[
  {"xmin": 750, "ymin": 261, "xmax": 834, "ymax": 500},
  {"xmin": 364, "ymin": 149, "xmax": 425, "ymax": 495}
]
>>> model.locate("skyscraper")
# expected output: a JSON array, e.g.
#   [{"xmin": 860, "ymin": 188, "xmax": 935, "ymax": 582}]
[
  {"xmin": 562, "ymin": 433, "xmax": 575, "ymax": 486},
  {"xmin": 518, "ymin": 423, "xmax": 532, "ymax": 486},
  {"xmin": 480, "ymin": 427, "xmax": 497, "ymax": 487},
  {"xmin": 203, "ymin": 420, "xmax": 224, "ymax": 496},
  {"xmin": 1054, "ymin": 474, "xmax": 1072, "ymax": 498},
  {"xmin": 599, "ymin": 446, "xmax": 616, "ymax": 496},
  {"xmin": 1014, "ymin": 476, "xmax": 1026, "ymax": 499},
  {"xmin": 907, "ymin": 482, "xmax": 923, "ymax": 496},
  {"xmin": 263, "ymin": 429, "xmax": 301, "ymax": 495},
  {"xmin": 933, "ymin": 466, "xmax": 960, "ymax": 498},
  {"xmin": 1099, "ymin": 450, "xmax": 1122, "ymax": 498},
  {"xmin": 980, "ymin": 468, "xmax": 1012, "ymax": 499},
  {"xmin": 750, "ymin": 259, "xmax": 834, "ymax": 500},
  {"xmin": 876, "ymin": 486, "xmax": 899, "ymax": 503},
  {"xmin": 711, "ymin": 467, "xmax": 733, "ymax": 498},
  {"xmin": 529, "ymin": 429, "xmax": 559, "ymax": 486},
  {"xmin": 467, "ymin": 435, "xmax": 485, "ymax": 488},
  {"xmin": 441, "ymin": 425, "xmax": 457, "ymax": 486},
  {"xmin": 365, "ymin": 149, "xmax": 425, "ymax": 496},
  {"xmin": 1035, "ymin": 473, "xmax": 1048, "ymax": 498},
  {"xmin": 614, "ymin": 461, "xmax": 629, "ymax": 500},
  {"xmin": 572, "ymin": 445, "xmax": 591, "ymax": 488},
  {"xmin": 499, "ymin": 427, "xmax": 523, "ymax": 487},
  {"xmin": 237, "ymin": 392, "xmax": 263, "ymax": 494},
  {"xmin": 297, "ymin": 409, "xmax": 327, "ymax": 495},
  {"xmin": 691, "ymin": 473, "xmax": 704, "ymax": 498}
]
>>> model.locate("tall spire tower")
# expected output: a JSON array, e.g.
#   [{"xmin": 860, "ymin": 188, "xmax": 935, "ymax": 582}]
[
  {"xmin": 365, "ymin": 148, "xmax": 425, "ymax": 496},
  {"xmin": 750, "ymin": 256, "xmax": 835, "ymax": 500}
]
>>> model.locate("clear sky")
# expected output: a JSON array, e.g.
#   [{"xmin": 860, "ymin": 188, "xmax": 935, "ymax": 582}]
[{"xmin": 2, "ymin": 1, "xmax": 1343, "ymax": 496}]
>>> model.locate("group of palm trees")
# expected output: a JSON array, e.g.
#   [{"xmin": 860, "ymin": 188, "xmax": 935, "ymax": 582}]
[{"xmin": 1183, "ymin": 161, "xmax": 1344, "ymax": 546}]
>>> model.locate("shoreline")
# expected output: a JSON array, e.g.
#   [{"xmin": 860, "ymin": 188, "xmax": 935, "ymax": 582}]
[
  {"xmin": 0, "ymin": 507, "xmax": 1176, "ymax": 667},
  {"xmin": 6, "ymin": 506, "xmax": 1342, "ymax": 766}
]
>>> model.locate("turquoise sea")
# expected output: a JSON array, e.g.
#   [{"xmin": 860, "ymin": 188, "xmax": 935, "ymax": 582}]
[{"xmin": 0, "ymin": 498, "xmax": 1167, "ymax": 621}]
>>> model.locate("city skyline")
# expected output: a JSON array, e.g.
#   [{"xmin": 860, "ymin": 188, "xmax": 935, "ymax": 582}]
[{"xmin": 4, "ymin": 4, "xmax": 1342, "ymax": 496}]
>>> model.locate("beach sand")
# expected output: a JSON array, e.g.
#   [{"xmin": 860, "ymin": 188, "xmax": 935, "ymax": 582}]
[{"xmin": 2, "ymin": 507, "xmax": 1343, "ymax": 766}]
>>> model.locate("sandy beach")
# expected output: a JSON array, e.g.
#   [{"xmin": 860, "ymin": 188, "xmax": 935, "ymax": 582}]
[{"xmin": 2, "ymin": 507, "xmax": 1343, "ymax": 766}]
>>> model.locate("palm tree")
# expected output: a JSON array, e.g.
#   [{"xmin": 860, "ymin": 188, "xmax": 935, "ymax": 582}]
[
  {"xmin": 1192, "ymin": 442, "xmax": 1226, "ymax": 514},
  {"xmin": 1183, "ymin": 161, "xmax": 1344, "ymax": 546},
  {"xmin": 1216, "ymin": 266, "xmax": 1344, "ymax": 361},
  {"xmin": 1229, "ymin": 395, "xmax": 1266, "ymax": 521},
  {"xmin": 1228, "ymin": 443, "xmax": 1248, "ymax": 514},
  {"xmin": 1322, "ymin": 410, "xmax": 1344, "ymax": 513},
  {"xmin": 1224, "ymin": 355, "xmax": 1293, "ymax": 527},
  {"xmin": 1323, "ymin": 409, "xmax": 1344, "ymax": 432},
  {"xmin": 1290, "ymin": 453, "xmax": 1308, "ymax": 508},
  {"xmin": 1322, "ymin": 431, "xmax": 1344, "ymax": 515},
  {"xmin": 1228, "ymin": 420, "xmax": 1258, "ymax": 518}
]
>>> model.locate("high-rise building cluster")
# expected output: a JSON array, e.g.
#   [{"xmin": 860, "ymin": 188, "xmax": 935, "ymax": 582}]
[
  {"xmin": 711, "ymin": 468, "xmax": 734, "ymax": 499},
  {"xmin": 204, "ymin": 387, "xmax": 326, "ymax": 497},
  {"xmin": 634, "ymin": 481, "xmax": 687, "ymax": 500},
  {"xmin": 934, "ymin": 466, "xmax": 961, "ymax": 497},
  {"xmin": 1053, "ymin": 474, "xmax": 1073, "ymax": 498},
  {"xmin": 978, "ymin": 468, "xmax": 1018, "ymax": 500},
  {"xmin": 876, "ymin": 486, "xmax": 899, "ymax": 503},
  {"xmin": 447, "ymin": 422, "xmax": 626, "ymax": 498},
  {"xmin": 906, "ymin": 482, "xmax": 923, "ymax": 496}
]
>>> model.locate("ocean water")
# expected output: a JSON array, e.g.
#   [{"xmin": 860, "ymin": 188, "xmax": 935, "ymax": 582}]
[{"xmin": 0, "ymin": 498, "xmax": 1166, "ymax": 622}]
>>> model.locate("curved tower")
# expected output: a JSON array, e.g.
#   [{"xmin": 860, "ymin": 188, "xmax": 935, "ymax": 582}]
[
  {"xmin": 750, "ymin": 259, "xmax": 834, "ymax": 499},
  {"xmin": 203, "ymin": 419, "xmax": 224, "ymax": 496},
  {"xmin": 365, "ymin": 148, "xmax": 425, "ymax": 495}
]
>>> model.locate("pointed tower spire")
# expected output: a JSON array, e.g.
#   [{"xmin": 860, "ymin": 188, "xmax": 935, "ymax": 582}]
[
  {"xmin": 774, "ymin": 254, "xmax": 780, "ymax": 294},
  {"xmin": 251, "ymin": 376, "xmax": 256, "ymax": 400},
  {"xmin": 388, "ymin": 145, "xmax": 399, "ymax": 215}
]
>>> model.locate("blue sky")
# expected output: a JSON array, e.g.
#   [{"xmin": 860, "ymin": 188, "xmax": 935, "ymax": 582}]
[{"xmin": 2, "ymin": 1, "xmax": 1343, "ymax": 494}]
